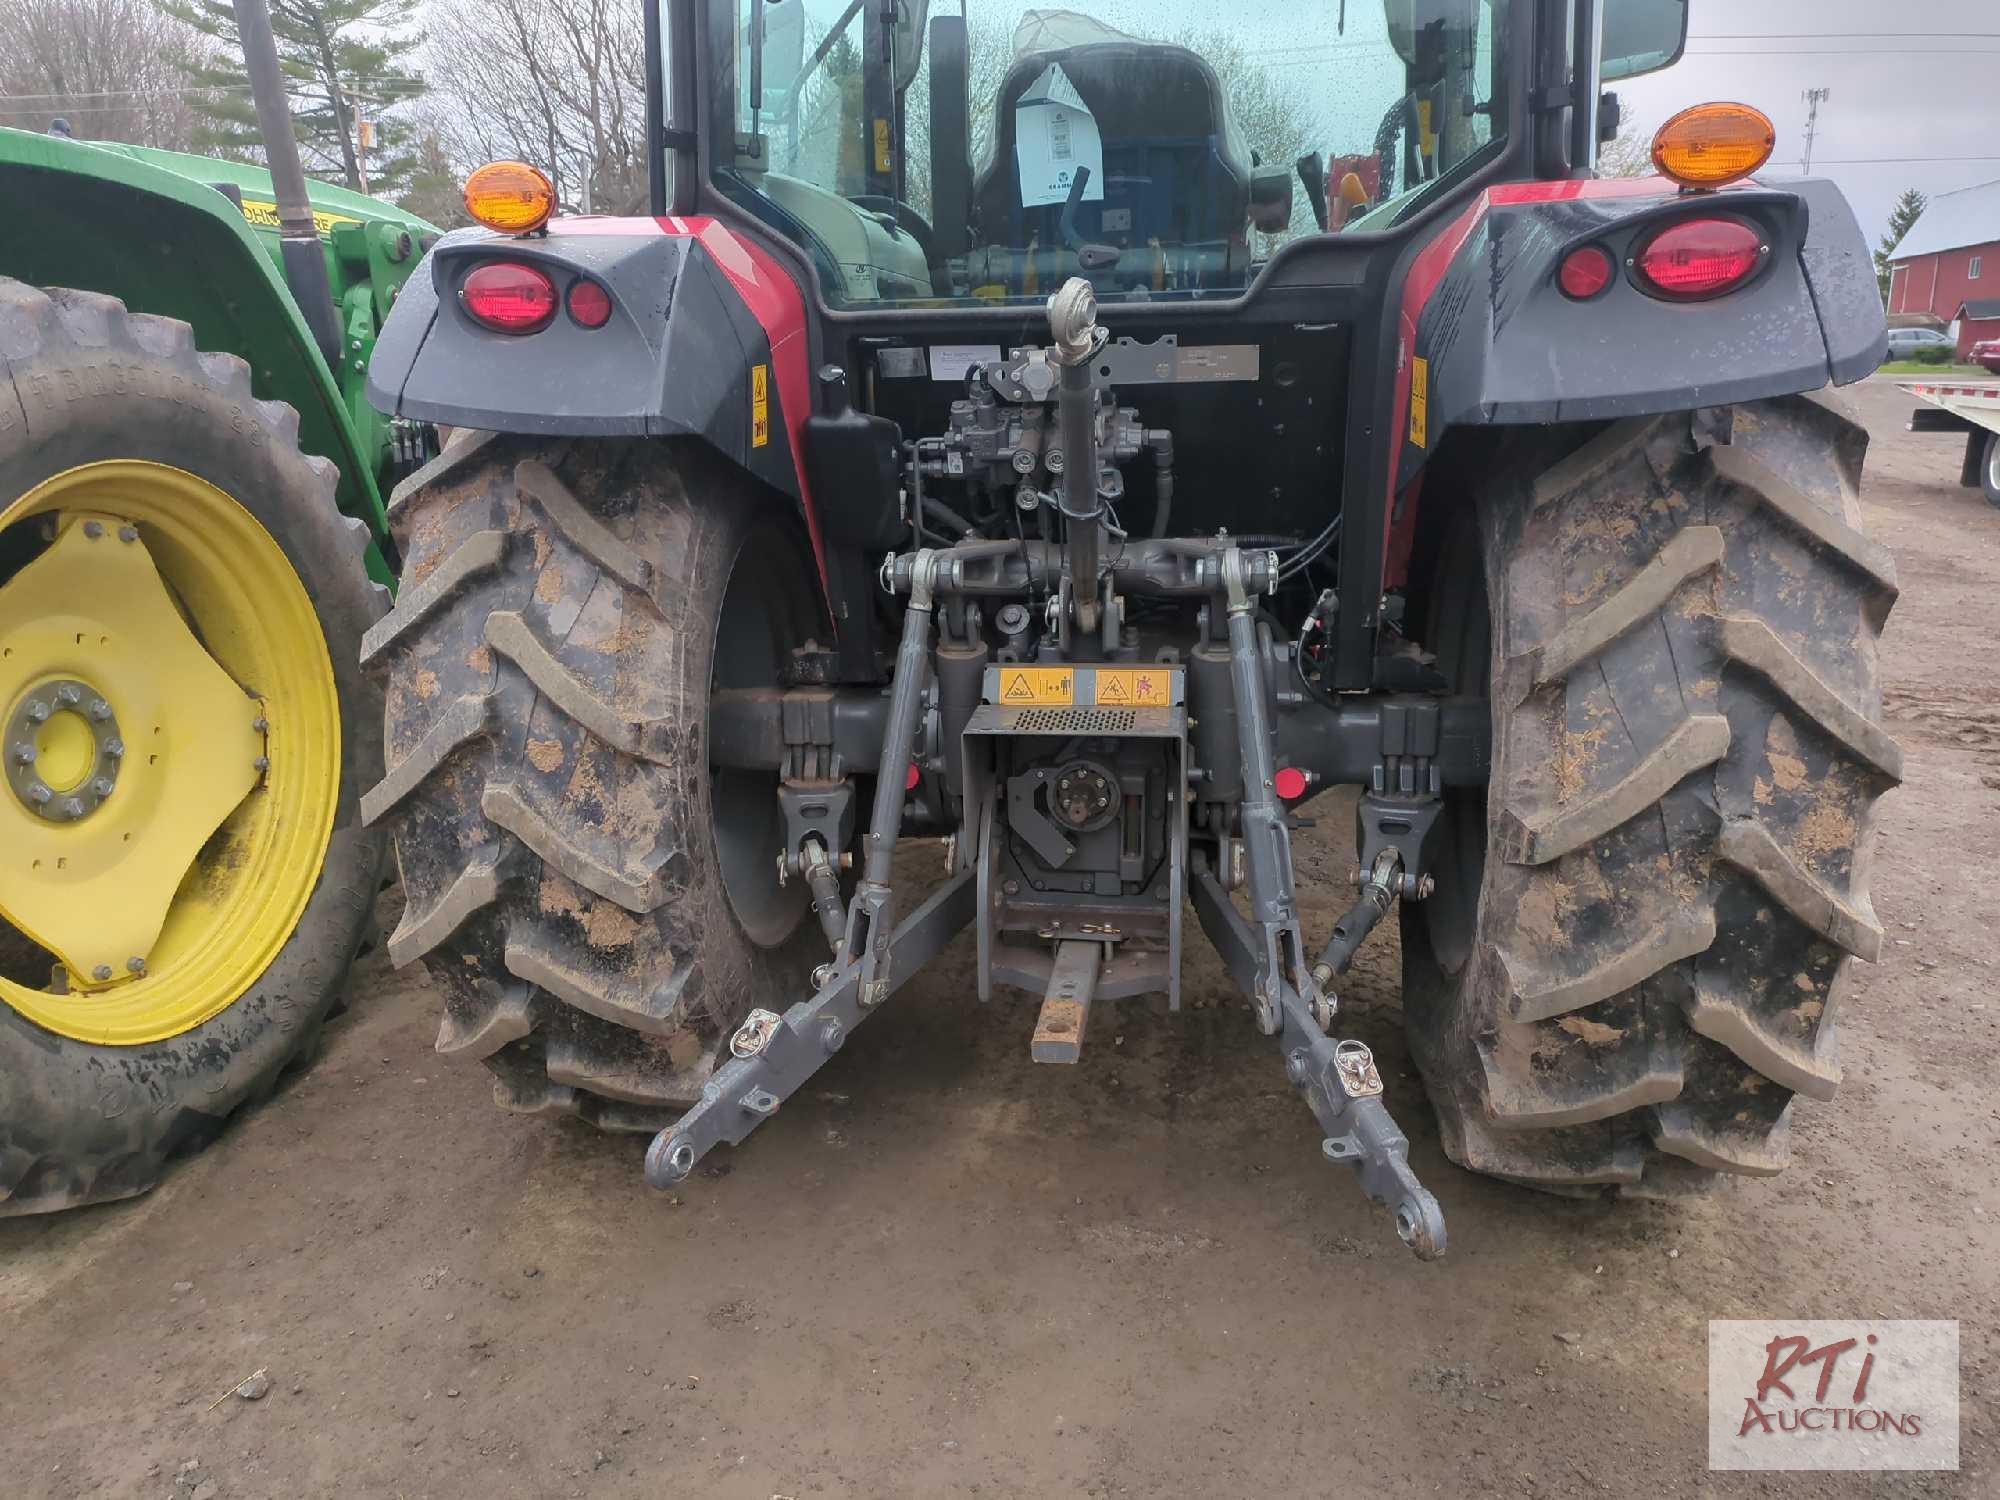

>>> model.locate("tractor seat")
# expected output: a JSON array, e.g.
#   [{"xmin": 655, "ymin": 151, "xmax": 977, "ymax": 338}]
[{"xmin": 970, "ymin": 40, "xmax": 1254, "ymax": 286}]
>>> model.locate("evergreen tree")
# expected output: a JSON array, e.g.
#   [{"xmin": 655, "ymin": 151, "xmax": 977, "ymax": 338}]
[
  {"xmin": 159, "ymin": 0, "xmax": 425, "ymax": 196},
  {"xmin": 1875, "ymin": 187, "xmax": 1927, "ymax": 304}
]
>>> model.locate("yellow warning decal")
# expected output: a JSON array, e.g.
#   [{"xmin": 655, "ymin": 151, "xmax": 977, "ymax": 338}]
[
  {"xmin": 999, "ymin": 667, "xmax": 1074, "ymax": 706},
  {"xmin": 750, "ymin": 363, "xmax": 770, "ymax": 448},
  {"xmin": 1093, "ymin": 669, "xmax": 1171, "ymax": 707},
  {"xmin": 1408, "ymin": 355, "xmax": 1428, "ymax": 449},
  {"xmin": 237, "ymin": 197, "xmax": 361, "ymax": 236},
  {"xmin": 874, "ymin": 118, "xmax": 893, "ymax": 174}
]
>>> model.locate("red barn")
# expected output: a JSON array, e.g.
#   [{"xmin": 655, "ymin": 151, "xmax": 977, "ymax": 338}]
[{"xmin": 1886, "ymin": 178, "xmax": 2000, "ymax": 359}]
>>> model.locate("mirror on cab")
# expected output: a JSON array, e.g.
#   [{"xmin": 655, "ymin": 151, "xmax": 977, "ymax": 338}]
[
  {"xmin": 894, "ymin": 0, "xmax": 934, "ymax": 93},
  {"xmin": 1602, "ymin": 0, "xmax": 1688, "ymax": 81},
  {"xmin": 1380, "ymin": 1, "xmax": 1688, "ymax": 84}
]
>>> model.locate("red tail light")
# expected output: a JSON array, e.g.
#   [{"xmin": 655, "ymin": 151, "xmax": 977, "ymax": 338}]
[
  {"xmin": 1633, "ymin": 217, "xmax": 1766, "ymax": 300},
  {"xmin": 461, "ymin": 261, "xmax": 557, "ymax": 333},
  {"xmin": 566, "ymin": 278, "xmax": 613, "ymax": 329},
  {"xmin": 1557, "ymin": 244, "xmax": 1614, "ymax": 299}
]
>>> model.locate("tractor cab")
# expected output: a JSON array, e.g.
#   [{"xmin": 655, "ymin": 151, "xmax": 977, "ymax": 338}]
[{"xmin": 718, "ymin": 1, "xmax": 1513, "ymax": 305}]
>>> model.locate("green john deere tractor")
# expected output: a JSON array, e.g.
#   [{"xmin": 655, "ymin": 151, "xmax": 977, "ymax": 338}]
[{"xmin": 0, "ymin": 99, "xmax": 434, "ymax": 1213}]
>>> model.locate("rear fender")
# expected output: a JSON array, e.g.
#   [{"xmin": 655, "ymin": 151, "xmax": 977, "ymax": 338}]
[
  {"xmin": 367, "ymin": 216, "xmax": 826, "ymax": 590},
  {"xmin": 1381, "ymin": 175, "xmax": 1886, "ymax": 583}
]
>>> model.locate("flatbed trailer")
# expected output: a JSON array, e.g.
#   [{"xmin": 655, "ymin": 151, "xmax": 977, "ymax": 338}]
[{"xmin": 1902, "ymin": 378, "xmax": 2000, "ymax": 507}]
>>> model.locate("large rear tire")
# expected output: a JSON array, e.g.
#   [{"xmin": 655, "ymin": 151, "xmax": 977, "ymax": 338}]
[
  {"xmin": 365, "ymin": 437, "xmax": 824, "ymax": 1130},
  {"xmin": 1404, "ymin": 393, "xmax": 1899, "ymax": 1193},
  {"xmin": 0, "ymin": 281, "xmax": 386, "ymax": 1214}
]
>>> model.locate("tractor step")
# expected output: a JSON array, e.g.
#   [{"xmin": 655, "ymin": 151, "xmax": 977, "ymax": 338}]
[{"xmin": 1030, "ymin": 940, "xmax": 1102, "ymax": 1063}]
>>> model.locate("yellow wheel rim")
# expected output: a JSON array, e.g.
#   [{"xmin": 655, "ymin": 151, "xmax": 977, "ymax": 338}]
[{"xmin": 0, "ymin": 462, "xmax": 340, "ymax": 1045}]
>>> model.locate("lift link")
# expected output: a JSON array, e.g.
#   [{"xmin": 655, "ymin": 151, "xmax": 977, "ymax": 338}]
[
  {"xmin": 799, "ymin": 838, "xmax": 846, "ymax": 953},
  {"xmin": 1219, "ymin": 545, "xmax": 1323, "ymax": 1034},
  {"xmin": 846, "ymin": 549, "xmax": 941, "ymax": 1008},
  {"xmin": 1312, "ymin": 847, "xmax": 1403, "ymax": 989}
]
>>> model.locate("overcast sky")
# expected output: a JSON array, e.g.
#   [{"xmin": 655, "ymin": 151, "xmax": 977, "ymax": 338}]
[{"xmin": 1617, "ymin": 0, "xmax": 2000, "ymax": 247}]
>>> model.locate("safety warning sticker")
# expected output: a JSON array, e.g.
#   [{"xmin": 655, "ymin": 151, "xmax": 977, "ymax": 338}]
[
  {"xmin": 1092, "ymin": 669, "xmax": 1171, "ymax": 706},
  {"xmin": 997, "ymin": 667, "xmax": 1075, "ymax": 706}
]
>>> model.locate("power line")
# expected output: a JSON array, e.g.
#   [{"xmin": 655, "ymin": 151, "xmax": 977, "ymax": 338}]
[
  {"xmin": 1685, "ymin": 46, "xmax": 2000, "ymax": 56},
  {"xmin": 0, "ymin": 77, "xmax": 426, "ymax": 103},
  {"xmin": 1690, "ymin": 31, "xmax": 2000, "ymax": 39},
  {"xmin": 1777, "ymin": 156, "xmax": 2000, "ymax": 166}
]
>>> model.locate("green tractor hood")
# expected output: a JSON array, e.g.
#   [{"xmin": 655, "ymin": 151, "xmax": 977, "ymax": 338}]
[{"xmin": 0, "ymin": 127, "xmax": 438, "ymax": 579}]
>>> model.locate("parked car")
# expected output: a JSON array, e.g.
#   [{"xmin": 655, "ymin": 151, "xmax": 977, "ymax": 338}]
[
  {"xmin": 1970, "ymin": 336, "xmax": 2000, "ymax": 374},
  {"xmin": 1884, "ymin": 326, "xmax": 1954, "ymax": 359}
]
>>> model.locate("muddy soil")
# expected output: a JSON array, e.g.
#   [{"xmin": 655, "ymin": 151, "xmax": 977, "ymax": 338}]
[{"xmin": 3, "ymin": 380, "xmax": 1994, "ymax": 1498}]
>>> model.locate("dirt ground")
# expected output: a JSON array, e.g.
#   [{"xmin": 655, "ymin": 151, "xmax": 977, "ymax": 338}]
[{"xmin": 4, "ymin": 380, "xmax": 1995, "ymax": 1498}]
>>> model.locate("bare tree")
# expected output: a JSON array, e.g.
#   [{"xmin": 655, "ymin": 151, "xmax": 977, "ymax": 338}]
[
  {"xmin": 420, "ymin": 0, "xmax": 648, "ymax": 214},
  {"xmin": 0, "ymin": 0, "xmax": 214, "ymax": 149},
  {"xmin": 897, "ymin": 13, "xmax": 1013, "ymax": 222},
  {"xmin": 1597, "ymin": 117, "xmax": 1655, "ymax": 178}
]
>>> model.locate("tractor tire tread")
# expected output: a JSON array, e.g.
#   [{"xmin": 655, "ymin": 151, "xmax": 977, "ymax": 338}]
[
  {"xmin": 1405, "ymin": 393, "xmax": 1896, "ymax": 1191},
  {"xmin": 372, "ymin": 439, "xmax": 818, "ymax": 1134}
]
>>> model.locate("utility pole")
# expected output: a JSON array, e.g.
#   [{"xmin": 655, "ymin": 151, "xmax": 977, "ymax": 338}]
[{"xmin": 1801, "ymin": 87, "xmax": 1830, "ymax": 175}]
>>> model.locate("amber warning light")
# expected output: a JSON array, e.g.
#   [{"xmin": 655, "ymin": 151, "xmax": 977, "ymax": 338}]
[
  {"xmin": 1650, "ymin": 102, "xmax": 1776, "ymax": 190},
  {"xmin": 463, "ymin": 160, "xmax": 555, "ymax": 235}
]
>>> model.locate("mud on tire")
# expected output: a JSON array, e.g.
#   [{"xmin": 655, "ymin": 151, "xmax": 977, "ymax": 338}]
[
  {"xmin": 364, "ymin": 436, "xmax": 824, "ymax": 1132},
  {"xmin": 1404, "ymin": 393, "xmax": 1900, "ymax": 1194}
]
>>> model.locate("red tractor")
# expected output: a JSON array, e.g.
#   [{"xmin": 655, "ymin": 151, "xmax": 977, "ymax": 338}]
[{"xmin": 365, "ymin": 0, "xmax": 1896, "ymax": 1256}]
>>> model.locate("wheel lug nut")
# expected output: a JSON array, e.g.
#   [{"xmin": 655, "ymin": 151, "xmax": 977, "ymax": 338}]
[
  {"xmin": 9, "ymin": 743, "xmax": 31, "ymax": 765},
  {"xmin": 92, "ymin": 777, "xmax": 114, "ymax": 796},
  {"xmin": 126, "ymin": 956, "xmax": 146, "ymax": 975},
  {"xmin": 253, "ymin": 755, "xmax": 270, "ymax": 772},
  {"xmin": 92, "ymin": 965, "xmax": 113, "ymax": 982},
  {"xmin": 252, "ymin": 716, "xmax": 269, "ymax": 733},
  {"xmin": 103, "ymin": 738, "xmax": 124, "ymax": 759},
  {"xmin": 60, "ymin": 796, "xmax": 84, "ymax": 817},
  {"xmin": 118, "ymin": 525, "xmax": 139, "ymax": 543},
  {"xmin": 28, "ymin": 784, "xmax": 51, "ymax": 805},
  {"xmin": 25, "ymin": 700, "xmax": 49, "ymax": 723},
  {"xmin": 83, "ymin": 519, "xmax": 105, "ymax": 539},
  {"xmin": 55, "ymin": 684, "xmax": 81, "ymax": 705},
  {"xmin": 89, "ymin": 699, "xmax": 110, "ymax": 720}
]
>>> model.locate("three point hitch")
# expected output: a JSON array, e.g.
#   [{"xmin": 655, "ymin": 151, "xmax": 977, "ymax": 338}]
[{"xmin": 645, "ymin": 281, "xmax": 1450, "ymax": 1261}]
